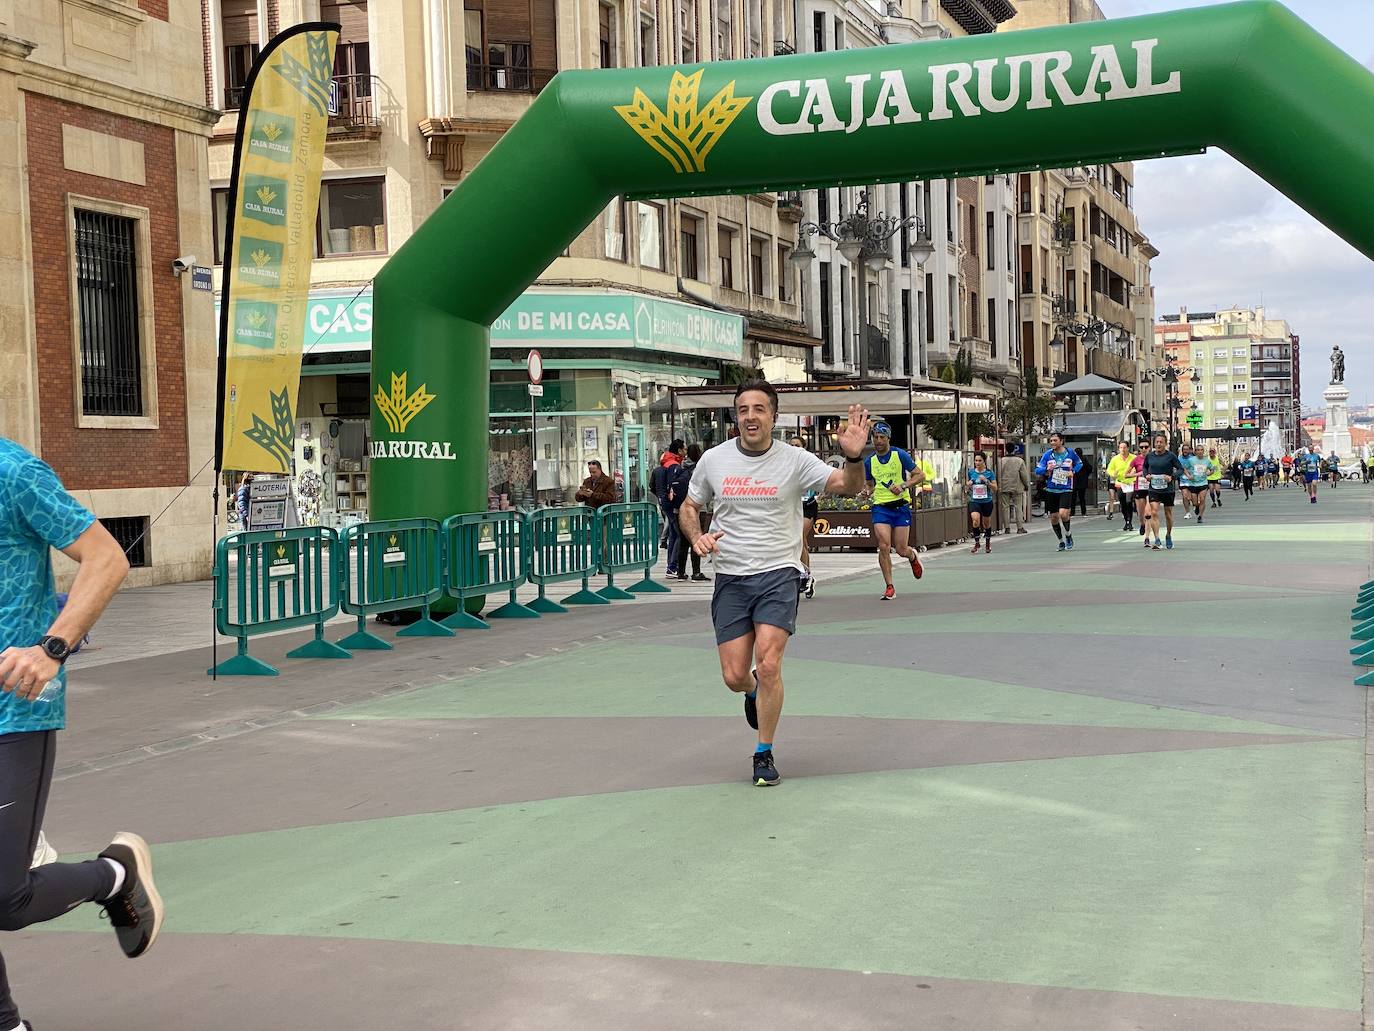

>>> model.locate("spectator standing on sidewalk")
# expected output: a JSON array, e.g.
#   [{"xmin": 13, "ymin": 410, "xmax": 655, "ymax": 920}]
[
  {"xmin": 234, "ymin": 472, "xmax": 253, "ymax": 528},
  {"xmin": 673, "ymin": 444, "xmax": 708, "ymax": 582},
  {"xmin": 655, "ymin": 440, "xmax": 688, "ymax": 576},
  {"xmin": 574, "ymin": 459, "xmax": 617, "ymax": 509},
  {"xmin": 0, "ymin": 437, "xmax": 164, "ymax": 1031},
  {"xmin": 997, "ymin": 445, "xmax": 1030, "ymax": 535},
  {"xmin": 1073, "ymin": 448, "xmax": 1093, "ymax": 517}
]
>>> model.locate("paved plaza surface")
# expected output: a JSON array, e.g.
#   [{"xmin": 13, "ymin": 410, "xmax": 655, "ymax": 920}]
[{"xmin": 11, "ymin": 484, "xmax": 1373, "ymax": 1029}]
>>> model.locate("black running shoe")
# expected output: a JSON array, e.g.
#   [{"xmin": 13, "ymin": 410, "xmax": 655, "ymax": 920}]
[
  {"xmin": 745, "ymin": 670, "xmax": 759, "ymax": 730},
  {"xmin": 99, "ymin": 832, "xmax": 163, "ymax": 959},
  {"xmin": 752, "ymin": 749, "xmax": 780, "ymax": 786}
]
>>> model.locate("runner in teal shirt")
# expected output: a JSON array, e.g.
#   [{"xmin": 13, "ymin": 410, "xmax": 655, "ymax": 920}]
[
  {"xmin": 0, "ymin": 439, "xmax": 95, "ymax": 734},
  {"xmin": 1177, "ymin": 444, "xmax": 1210, "ymax": 524}
]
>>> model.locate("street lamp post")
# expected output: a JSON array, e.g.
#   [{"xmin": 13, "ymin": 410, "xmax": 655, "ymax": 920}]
[
  {"xmin": 1049, "ymin": 294, "xmax": 1126, "ymax": 378},
  {"xmin": 1141, "ymin": 353, "xmax": 1201, "ymax": 450},
  {"xmin": 790, "ymin": 189, "xmax": 934, "ymax": 379}
]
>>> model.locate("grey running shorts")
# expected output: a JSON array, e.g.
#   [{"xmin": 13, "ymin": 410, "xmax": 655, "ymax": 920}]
[{"xmin": 711, "ymin": 567, "xmax": 803, "ymax": 645}]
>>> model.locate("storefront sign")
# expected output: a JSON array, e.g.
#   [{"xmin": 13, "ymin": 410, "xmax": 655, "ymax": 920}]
[
  {"xmin": 491, "ymin": 292, "xmax": 744, "ymax": 361},
  {"xmin": 218, "ymin": 288, "xmax": 741, "ymax": 361},
  {"xmin": 215, "ymin": 289, "xmax": 373, "ymax": 352},
  {"xmin": 247, "ymin": 478, "xmax": 296, "ymax": 531}
]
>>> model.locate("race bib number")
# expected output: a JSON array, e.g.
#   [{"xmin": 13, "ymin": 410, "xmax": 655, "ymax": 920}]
[
  {"xmin": 971, "ymin": 484, "xmax": 989, "ymax": 501},
  {"xmin": 1136, "ymin": 475, "xmax": 1149, "ymax": 491},
  {"xmin": 1051, "ymin": 468, "xmax": 1071, "ymax": 487},
  {"xmin": 1149, "ymin": 474, "xmax": 1169, "ymax": 491}
]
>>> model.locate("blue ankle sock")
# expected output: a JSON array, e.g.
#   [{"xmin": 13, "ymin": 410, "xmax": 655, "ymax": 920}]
[{"xmin": 755, "ymin": 742, "xmax": 772, "ymax": 754}]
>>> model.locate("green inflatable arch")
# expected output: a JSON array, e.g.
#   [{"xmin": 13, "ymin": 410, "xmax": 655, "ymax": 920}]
[{"xmin": 370, "ymin": 0, "xmax": 1374, "ymax": 524}]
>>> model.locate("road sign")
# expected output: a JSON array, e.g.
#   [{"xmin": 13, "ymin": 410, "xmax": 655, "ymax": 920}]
[
  {"xmin": 527, "ymin": 349, "xmax": 544, "ymax": 384},
  {"xmin": 528, "ymin": 383, "xmax": 544, "ymax": 397}
]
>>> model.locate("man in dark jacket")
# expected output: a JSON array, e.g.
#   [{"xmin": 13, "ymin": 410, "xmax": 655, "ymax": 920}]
[
  {"xmin": 672, "ymin": 444, "xmax": 708, "ymax": 581},
  {"xmin": 654, "ymin": 440, "xmax": 688, "ymax": 575},
  {"xmin": 574, "ymin": 459, "xmax": 616, "ymax": 509}
]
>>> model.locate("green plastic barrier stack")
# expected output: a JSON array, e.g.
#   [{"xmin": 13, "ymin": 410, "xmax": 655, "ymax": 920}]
[
  {"xmin": 526, "ymin": 506, "xmax": 606, "ymax": 611},
  {"xmin": 595, "ymin": 502, "xmax": 669, "ymax": 601},
  {"xmin": 209, "ymin": 526, "xmax": 349, "ymax": 676},
  {"xmin": 441, "ymin": 511, "xmax": 538, "ymax": 628},
  {"xmin": 1355, "ymin": 579, "xmax": 1374, "ymax": 685},
  {"xmin": 338, "ymin": 518, "xmax": 452, "ymax": 650}
]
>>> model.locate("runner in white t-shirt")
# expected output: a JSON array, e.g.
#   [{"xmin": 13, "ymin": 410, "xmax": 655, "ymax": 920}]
[{"xmin": 679, "ymin": 380, "xmax": 870, "ymax": 786}]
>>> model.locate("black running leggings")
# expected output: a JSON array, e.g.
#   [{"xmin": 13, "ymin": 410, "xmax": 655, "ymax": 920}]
[
  {"xmin": 1242, "ymin": 476, "xmax": 1254, "ymax": 499},
  {"xmin": 0, "ymin": 731, "xmax": 116, "ymax": 1027}
]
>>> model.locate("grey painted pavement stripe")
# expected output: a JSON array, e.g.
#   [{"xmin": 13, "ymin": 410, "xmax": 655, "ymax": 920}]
[
  {"xmin": 7, "ymin": 933, "xmax": 1357, "ymax": 1031},
  {"xmin": 42, "ymin": 715, "xmax": 1333, "ymax": 847}
]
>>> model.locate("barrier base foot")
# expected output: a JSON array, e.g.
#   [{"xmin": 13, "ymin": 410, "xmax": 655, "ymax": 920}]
[
  {"xmin": 208, "ymin": 653, "xmax": 278, "ymax": 677},
  {"xmin": 1353, "ymin": 608, "xmax": 1374, "ymax": 621},
  {"xmin": 1351, "ymin": 638, "xmax": 1374, "ymax": 656},
  {"xmin": 562, "ymin": 588, "xmax": 611, "ymax": 605},
  {"xmin": 1357, "ymin": 670, "xmax": 1374, "ymax": 687},
  {"xmin": 488, "ymin": 601, "xmax": 540, "ymax": 619},
  {"xmin": 1363, "ymin": 580, "xmax": 1374, "ymax": 590},
  {"xmin": 528, "ymin": 597, "xmax": 568, "ymax": 614},
  {"xmin": 397, "ymin": 617, "xmax": 456, "ymax": 638},
  {"xmin": 597, "ymin": 586, "xmax": 636, "ymax": 601},
  {"xmin": 441, "ymin": 610, "xmax": 490, "ymax": 630},
  {"xmin": 627, "ymin": 577, "xmax": 671, "ymax": 594},
  {"xmin": 1355, "ymin": 626, "xmax": 1374, "ymax": 642},
  {"xmin": 338, "ymin": 630, "xmax": 393, "ymax": 651},
  {"xmin": 287, "ymin": 637, "xmax": 352, "ymax": 660}
]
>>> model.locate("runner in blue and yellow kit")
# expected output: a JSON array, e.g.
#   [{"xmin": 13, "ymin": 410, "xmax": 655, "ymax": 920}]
[
  {"xmin": 1035, "ymin": 431, "xmax": 1082, "ymax": 552},
  {"xmin": 862, "ymin": 422, "xmax": 925, "ymax": 600}
]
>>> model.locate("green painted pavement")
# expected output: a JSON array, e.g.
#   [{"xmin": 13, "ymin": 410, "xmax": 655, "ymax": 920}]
[
  {"xmin": 322, "ymin": 641, "xmax": 1302, "ymax": 734},
  {"xmin": 49, "ymin": 741, "xmax": 1361, "ymax": 1010},
  {"xmin": 799, "ymin": 594, "xmax": 1350, "ymax": 642},
  {"xmin": 820, "ymin": 568, "xmax": 1287, "ymax": 597}
]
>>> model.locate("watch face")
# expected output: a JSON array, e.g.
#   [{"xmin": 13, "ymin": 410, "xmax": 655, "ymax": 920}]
[{"xmin": 42, "ymin": 637, "xmax": 69, "ymax": 660}]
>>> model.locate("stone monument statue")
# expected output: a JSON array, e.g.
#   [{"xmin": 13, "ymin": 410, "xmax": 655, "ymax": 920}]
[{"xmin": 1323, "ymin": 345, "xmax": 1351, "ymax": 459}]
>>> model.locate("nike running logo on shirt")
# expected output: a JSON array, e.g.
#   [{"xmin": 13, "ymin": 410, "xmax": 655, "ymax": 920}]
[{"xmin": 0, "ymin": 801, "xmax": 14, "ymax": 812}]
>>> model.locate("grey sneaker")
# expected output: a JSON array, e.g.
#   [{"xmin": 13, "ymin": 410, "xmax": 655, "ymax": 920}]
[
  {"xmin": 99, "ymin": 832, "xmax": 164, "ymax": 959},
  {"xmin": 31, "ymin": 830, "xmax": 57, "ymax": 869}
]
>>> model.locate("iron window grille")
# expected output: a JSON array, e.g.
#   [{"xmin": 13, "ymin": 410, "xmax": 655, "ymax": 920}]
[
  {"xmin": 74, "ymin": 209, "xmax": 143, "ymax": 417},
  {"xmin": 101, "ymin": 515, "xmax": 149, "ymax": 568}
]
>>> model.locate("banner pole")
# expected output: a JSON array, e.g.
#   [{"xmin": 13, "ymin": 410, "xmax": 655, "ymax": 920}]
[{"xmin": 211, "ymin": 478, "xmax": 219, "ymax": 682}]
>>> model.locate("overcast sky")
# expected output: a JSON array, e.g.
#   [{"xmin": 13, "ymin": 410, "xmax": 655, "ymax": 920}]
[{"xmin": 1099, "ymin": 0, "xmax": 1374, "ymax": 409}]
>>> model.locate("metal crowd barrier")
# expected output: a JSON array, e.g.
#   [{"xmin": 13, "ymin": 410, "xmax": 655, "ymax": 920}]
[
  {"xmin": 209, "ymin": 526, "xmax": 349, "ymax": 677},
  {"xmin": 595, "ymin": 502, "xmax": 669, "ymax": 600},
  {"xmin": 526, "ymin": 506, "xmax": 606, "ymax": 610},
  {"xmin": 441, "ymin": 510, "xmax": 538, "ymax": 629},
  {"xmin": 209, "ymin": 502, "xmax": 672, "ymax": 674},
  {"xmin": 338, "ymin": 519, "xmax": 452, "ymax": 649}
]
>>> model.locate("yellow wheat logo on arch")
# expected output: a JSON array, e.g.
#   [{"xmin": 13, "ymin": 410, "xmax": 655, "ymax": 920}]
[
  {"xmin": 375, "ymin": 371, "xmax": 436, "ymax": 434},
  {"xmin": 614, "ymin": 69, "xmax": 752, "ymax": 174}
]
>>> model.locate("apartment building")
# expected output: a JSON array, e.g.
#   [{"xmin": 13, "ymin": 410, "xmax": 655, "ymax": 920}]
[
  {"xmin": 1156, "ymin": 307, "xmax": 1301, "ymax": 441},
  {"xmin": 2, "ymin": 0, "xmax": 218, "ymax": 586},
  {"xmin": 203, "ymin": 0, "xmax": 808, "ymax": 511},
  {"xmin": 1000, "ymin": 0, "xmax": 1159, "ymax": 425},
  {"xmin": 798, "ymin": 0, "xmax": 1021, "ymax": 408}
]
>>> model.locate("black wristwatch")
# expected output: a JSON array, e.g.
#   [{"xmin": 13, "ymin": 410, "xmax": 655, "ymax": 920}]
[
  {"xmin": 844, "ymin": 453, "xmax": 864, "ymax": 464},
  {"xmin": 38, "ymin": 635, "xmax": 71, "ymax": 665}
]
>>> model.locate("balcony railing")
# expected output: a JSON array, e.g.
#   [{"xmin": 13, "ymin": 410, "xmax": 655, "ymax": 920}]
[
  {"xmin": 328, "ymin": 74, "xmax": 382, "ymax": 136},
  {"xmin": 224, "ymin": 75, "xmax": 382, "ymax": 136},
  {"xmin": 466, "ymin": 63, "xmax": 556, "ymax": 95}
]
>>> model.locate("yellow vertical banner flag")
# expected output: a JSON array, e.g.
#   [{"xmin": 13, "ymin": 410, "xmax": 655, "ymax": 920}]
[{"xmin": 215, "ymin": 23, "xmax": 339, "ymax": 474}]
